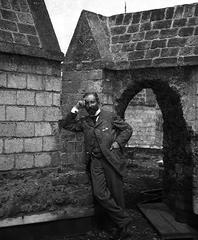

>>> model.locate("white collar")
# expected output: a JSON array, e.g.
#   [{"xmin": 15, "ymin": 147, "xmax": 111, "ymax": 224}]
[{"xmin": 95, "ymin": 108, "xmax": 101, "ymax": 116}]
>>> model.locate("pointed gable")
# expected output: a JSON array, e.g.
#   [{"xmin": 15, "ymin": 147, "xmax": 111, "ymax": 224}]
[{"xmin": 65, "ymin": 10, "xmax": 112, "ymax": 65}]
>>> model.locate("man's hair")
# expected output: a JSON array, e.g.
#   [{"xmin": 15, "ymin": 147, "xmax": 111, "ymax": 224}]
[{"xmin": 83, "ymin": 92, "xmax": 100, "ymax": 103}]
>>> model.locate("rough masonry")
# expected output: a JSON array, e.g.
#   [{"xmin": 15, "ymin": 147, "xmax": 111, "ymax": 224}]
[{"xmin": 63, "ymin": 3, "xmax": 198, "ymax": 225}]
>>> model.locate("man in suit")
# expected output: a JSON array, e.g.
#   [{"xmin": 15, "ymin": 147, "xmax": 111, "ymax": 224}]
[{"xmin": 59, "ymin": 92, "xmax": 133, "ymax": 240}]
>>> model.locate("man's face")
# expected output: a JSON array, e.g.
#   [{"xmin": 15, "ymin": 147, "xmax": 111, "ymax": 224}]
[{"xmin": 84, "ymin": 94, "xmax": 99, "ymax": 116}]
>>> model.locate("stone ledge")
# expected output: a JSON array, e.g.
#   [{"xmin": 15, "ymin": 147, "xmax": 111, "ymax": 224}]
[
  {"xmin": 0, "ymin": 206, "xmax": 94, "ymax": 228},
  {"xmin": 0, "ymin": 41, "xmax": 64, "ymax": 62}
]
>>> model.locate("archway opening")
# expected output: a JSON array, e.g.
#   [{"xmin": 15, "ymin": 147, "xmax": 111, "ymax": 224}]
[{"xmin": 115, "ymin": 77, "xmax": 193, "ymax": 222}]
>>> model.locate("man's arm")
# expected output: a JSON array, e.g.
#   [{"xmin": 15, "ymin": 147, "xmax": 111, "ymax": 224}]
[
  {"xmin": 112, "ymin": 113, "xmax": 133, "ymax": 150},
  {"xmin": 58, "ymin": 101, "xmax": 85, "ymax": 132}
]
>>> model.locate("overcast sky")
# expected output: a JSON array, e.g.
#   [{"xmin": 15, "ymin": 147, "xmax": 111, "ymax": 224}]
[{"xmin": 44, "ymin": 0, "xmax": 196, "ymax": 53}]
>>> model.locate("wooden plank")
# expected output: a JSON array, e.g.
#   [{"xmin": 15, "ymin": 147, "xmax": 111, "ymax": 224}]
[
  {"xmin": 0, "ymin": 206, "xmax": 94, "ymax": 228},
  {"xmin": 138, "ymin": 202, "xmax": 198, "ymax": 239}
]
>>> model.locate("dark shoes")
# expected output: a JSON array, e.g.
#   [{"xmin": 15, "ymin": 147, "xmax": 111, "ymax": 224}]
[{"xmin": 117, "ymin": 221, "xmax": 133, "ymax": 240}]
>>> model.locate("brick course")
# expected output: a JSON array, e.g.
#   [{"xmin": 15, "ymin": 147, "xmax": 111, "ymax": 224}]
[{"xmin": 107, "ymin": 3, "xmax": 198, "ymax": 67}]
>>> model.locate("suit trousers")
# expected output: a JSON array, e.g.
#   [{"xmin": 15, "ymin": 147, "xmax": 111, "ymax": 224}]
[{"xmin": 90, "ymin": 155, "xmax": 131, "ymax": 228}]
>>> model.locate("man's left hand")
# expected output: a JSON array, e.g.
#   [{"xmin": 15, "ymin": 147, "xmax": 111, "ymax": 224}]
[{"xmin": 110, "ymin": 141, "xmax": 120, "ymax": 150}]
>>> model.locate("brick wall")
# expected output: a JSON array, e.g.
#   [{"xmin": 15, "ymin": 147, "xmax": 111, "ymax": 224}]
[
  {"xmin": 108, "ymin": 3, "xmax": 198, "ymax": 68},
  {"xmin": 0, "ymin": 60, "xmax": 61, "ymax": 171},
  {"xmin": 0, "ymin": 0, "xmax": 41, "ymax": 47}
]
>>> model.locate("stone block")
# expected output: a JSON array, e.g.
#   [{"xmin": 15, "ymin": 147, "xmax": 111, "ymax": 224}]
[
  {"xmin": 16, "ymin": 122, "xmax": 34, "ymax": 137},
  {"xmin": 145, "ymin": 49, "xmax": 160, "ymax": 59},
  {"xmin": 13, "ymin": 32, "xmax": 28, "ymax": 45},
  {"xmin": 44, "ymin": 76, "xmax": 61, "ymax": 92},
  {"xmin": 19, "ymin": 0, "xmax": 30, "ymax": 12},
  {"xmin": 44, "ymin": 107, "xmax": 61, "ymax": 121},
  {"xmin": 112, "ymin": 35, "xmax": 122, "ymax": 44},
  {"xmin": 173, "ymin": 18, "xmax": 187, "ymax": 27},
  {"xmin": 127, "ymin": 24, "xmax": 139, "ymax": 33},
  {"xmin": 26, "ymin": 107, "xmax": 44, "ymax": 121},
  {"xmin": 0, "ymin": 155, "xmax": 14, "ymax": 171},
  {"xmin": 17, "ymin": 90, "xmax": 35, "ymax": 105},
  {"xmin": 161, "ymin": 48, "xmax": 179, "ymax": 57},
  {"xmin": 0, "ymin": 139, "xmax": 3, "ymax": 153},
  {"xmin": 153, "ymin": 20, "xmax": 172, "ymax": 29},
  {"xmin": 165, "ymin": 7, "xmax": 174, "ymax": 19},
  {"xmin": 140, "ymin": 22, "xmax": 151, "ymax": 31},
  {"xmin": 131, "ymin": 32, "xmax": 145, "ymax": 41},
  {"xmin": 11, "ymin": 0, "xmax": 20, "ymax": 11},
  {"xmin": 6, "ymin": 106, "xmax": 25, "ymax": 121},
  {"xmin": 178, "ymin": 27, "xmax": 194, "ymax": 37},
  {"xmin": 15, "ymin": 153, "xmax": 34, "ymax": 169},
  {"xmin": 159, "ymin": 28, "xmax": 178, "ymax": 39},
  {"xmin": 188, "ymin": 17, "xmax": 198, "ymax": 26},
  {"xmin": 4, "ymin": 138, "xmax": 23, "ymax": 153},
  {"xmin": 151, "ymin": 9, "xmax": 165, "ymax": 21},
  {"xmin": 53, "ymin": 93, "xmax": 60, "ymax": 106},
  {"xmin": 179, "ymin": 47, "xmax": 194, "ymax": 56},
  {"xmin": 151, "ymin": 39, "xmax": 167, "ymax": 49},
  {"xmin": 153, "ymin": 57, "xmax": 177, "ymax": 67},
  {"xmin": 123, "ymin": 13, "xmax": 132, "ymax": 25},
  {"xmin": 7, "ymin": 73, "xmax": 26, "ymax": 89},
  {"xmin": 27, "ymin": 74, "xmax": 43, "ymax": 90},
  {"xmin": 136, "ymin": 41, "xmax": 151, "ymax": 50},
  {"xmin": 122, "ymin": 43, "xmax": 135, "ymax": 52},
  {"xmin": 174, "ymin": 5, "xmax": 184, "ymax": 19},
  {"xmin": 36, "ymin": 92, "xmax": 52, "ymax": 106},
  {"xmin": 130, "ymin": 59, "xmax": 152, "ymax": 69},
  {"xmin": 18, "ymin": 23, "xmax": 36, "ymax": 35},
  {"xmin": 1, "ymin": 0, "xmax": 11, "ymax": 9},
  {"xmin": 0, "ymin": 106, "xmax": 5, "ymax": 121},
  {"xmin": 0, "ymin": 90, "xmax": 16, "ymax": 104},
  {"xmin": 145, "ymin": 30, "xmax": 159, "ymax": 40},
  {"xmin": 17, "ymin": 12, "xmax": 34, "ymax": 24},
  {"xmin": 0, "ymin": 122, "xmax": 16, "ymax": 137},
  {"xmin": 0, "ymin": 29, "xmax": 13, "ymax": 42},
  {"xmin": 118, "ymin": 34, "xmax": 131, "ymax": 43},
  {"xmin": 115, "ymin": 14, "xmax": 124, "ymax": 25},
  {"xmin": 34, "ymin": 153, "xmax": 51, "ymax": 167},
  {"xmin": 187, "ymin": 36, "xmax": 198, "ymax": 46},
  {"xmin": 35, "ymin": 122, "xmax": 52, "ymax": 136},
  {"xmin": 128, "ymin": 50, "xmax": 145, "ymax": 60},
  {"xmin": 111, "ymin": 26, "xmax": 126, "ymax": 35},
  {"xmin": 24, "ymin": 137, "xmax": 42, "ymax": 152},
  {"xmin": 0, "ymin": 72, "xmax": 6, "ymax": 87},
  {"xmin": 141, "ymin": 10, "xmax": 151, "ymax": 22},
  {"xmin": 168, "ymin": 38, "xmax": 187, "ymax": 47},
  {"xmin": 183, "ymin": 5, "xmax": 195, "ymax": 18},
  {"xmin": 80, "ymin": 80, "xmax": 103, "ymax": 93},
  {"xmin": 43, "ymin": 136, "xmax": 57, "ymax": 151},
  {"xmin": 1, "ymin": 9, "xmax": 17, "ymax": 21},
  {"xmin": 132, "ymin": 12, "xmax": 141, "ymax": 24},
  {"xmin": 27, "ymin": 35, "xmax": 40, "ymax": 47},
  {"xmin": 0, "ymin": 19, "xmax": 17, "ymax": 31}
]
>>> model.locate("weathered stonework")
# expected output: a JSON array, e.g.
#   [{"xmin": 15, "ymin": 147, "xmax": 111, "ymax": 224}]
[{"xmin": 63, "ymin": 4, "xmax": 198, "ymax": 225}]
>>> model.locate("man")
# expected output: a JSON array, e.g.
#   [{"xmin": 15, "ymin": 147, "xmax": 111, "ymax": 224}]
[{"xmin": 59, "ymin": 92, "xmax": 133, "ymax": 240}]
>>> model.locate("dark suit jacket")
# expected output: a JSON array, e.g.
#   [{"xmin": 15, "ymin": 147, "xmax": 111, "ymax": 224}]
[{"xmin": 59, "ymin": 109, "xmax": 133, "ymax": 177}]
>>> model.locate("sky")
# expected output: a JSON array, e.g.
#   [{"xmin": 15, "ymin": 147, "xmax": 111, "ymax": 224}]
[{"xmin": 44, "ymin": 0, "xmax": 196, "ymax": 53}]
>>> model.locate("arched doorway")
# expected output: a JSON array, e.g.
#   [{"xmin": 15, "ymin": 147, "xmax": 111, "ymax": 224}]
[{"xmin": 104, "ymin": 67, "xmax": 196, "ymax": 223}]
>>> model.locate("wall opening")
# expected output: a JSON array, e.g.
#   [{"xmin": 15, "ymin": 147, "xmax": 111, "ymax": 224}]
[{"xmin": 114, "ymin": 75, "xmax": 193, "ymax": 222}]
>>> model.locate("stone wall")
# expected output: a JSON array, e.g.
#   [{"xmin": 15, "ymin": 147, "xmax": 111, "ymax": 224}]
[
  {"xmin": 108, "ymin": 3, "xmax": 198, "ymax": 68},
  {"xmin": 0, "ymin": 0, "xmax": 41, "ymax": 48},
  {"xmin": 125, "ymin": 105, "xmax": 163, "ymax": 149}
]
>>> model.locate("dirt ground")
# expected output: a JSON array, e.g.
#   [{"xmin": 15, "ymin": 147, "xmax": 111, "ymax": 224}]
[{"xmin": 41, "ymin": 156, "xmax": 163, "ymax": 240}]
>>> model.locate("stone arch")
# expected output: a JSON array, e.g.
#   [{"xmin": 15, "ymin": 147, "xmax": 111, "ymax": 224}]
[{"xmin": 113, "ymin": 70, "xmax": 193, "ymax": 222}]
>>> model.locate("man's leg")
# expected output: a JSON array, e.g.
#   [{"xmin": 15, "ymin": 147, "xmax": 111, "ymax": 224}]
[{"xmin": 90, "ymin": 157, "xmax": 131, "ymax": 228}]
